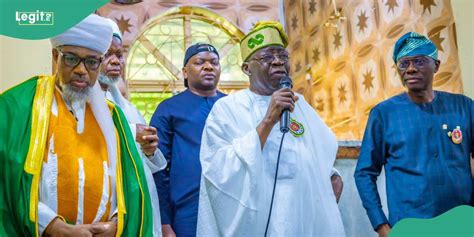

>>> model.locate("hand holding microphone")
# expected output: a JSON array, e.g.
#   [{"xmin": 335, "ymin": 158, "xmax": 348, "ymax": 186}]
[
  {"xmin": 262, "ymin": 76, "xmax": 298, "ymax": 128},
  {"xmin": 257, "ymin": 75, "xmax": 298, "ymax": 148}
]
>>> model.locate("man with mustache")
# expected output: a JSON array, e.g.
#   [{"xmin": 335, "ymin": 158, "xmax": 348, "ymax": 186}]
[
  {"xmin": 150, "ymin": 43, "xmax": 226, "ymax": 237},
  {"xmin": 196, "ymin": 21, "xmax": 345, "ymax": 236},
  {"xmin": 0, "ymin": 14, "xmax": 156, "ymax": 236},
  {"xmin": 98, "ymin": 19, "xmax": 167, "ymax": 236},
  {"xmin": 355, "ymin": 32, "xmax": 473, "ymax": 237}
]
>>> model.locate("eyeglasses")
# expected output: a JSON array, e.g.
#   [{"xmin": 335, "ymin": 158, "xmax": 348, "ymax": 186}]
[
  {"xmin": 396, "ymin": 56, "xmax": 431, "ymax": 71},
  {"xmin": 250, "ymin": 54, "xmax": 290, "ymax": 64},
  {"xmin": 58, "ymin": 50, "xmax": 103, "ymax": 70}
]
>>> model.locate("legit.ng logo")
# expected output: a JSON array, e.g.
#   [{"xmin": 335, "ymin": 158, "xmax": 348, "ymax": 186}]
[{"xmin": 16, "ymin": 10, "xmax": 54, "ymax": 25}]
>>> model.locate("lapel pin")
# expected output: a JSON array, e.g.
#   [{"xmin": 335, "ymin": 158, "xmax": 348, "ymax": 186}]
[{"xmin": 451, "ymin": 126, "xmax": 463, "ymax": 144}]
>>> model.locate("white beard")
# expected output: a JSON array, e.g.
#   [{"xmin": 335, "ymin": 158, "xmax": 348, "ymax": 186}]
[
  {"xmin": 99, "ymin": 73, "xmax": 121, "ymax": 86},
  {"xmin": 61, "ymin": 81, "xmax": 90, "ymax": 104}
]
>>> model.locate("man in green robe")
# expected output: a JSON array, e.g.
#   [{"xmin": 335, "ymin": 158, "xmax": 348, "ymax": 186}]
[{"xmin": 0, "ymin": 14, "xmax": 154, "ymax": 236}]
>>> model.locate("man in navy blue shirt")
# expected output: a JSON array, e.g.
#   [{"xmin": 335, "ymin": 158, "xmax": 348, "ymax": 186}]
[
  {"xmin": 355, "ymin": 32, "xmax": 473, "ymax": 237},
  {"xmin": 150, "ymin": 43, "xmax": 226, "ymax": 237}
]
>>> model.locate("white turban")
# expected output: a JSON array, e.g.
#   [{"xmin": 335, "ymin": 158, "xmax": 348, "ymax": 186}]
[
  {"xmin": 51, "ymin": 14, "xmax": 113, "ymax": 54},
  {"xmin": 105, "ymin": 18, "xmax": 122, "ymax": 42}
]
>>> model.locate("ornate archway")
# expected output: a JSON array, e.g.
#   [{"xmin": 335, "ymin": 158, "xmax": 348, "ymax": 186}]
[{"xmin": 126, "ymin": 6, "xmax": 249, "ymax": 121}]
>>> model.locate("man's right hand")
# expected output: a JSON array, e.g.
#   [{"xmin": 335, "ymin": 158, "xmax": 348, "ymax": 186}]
[
  {"xmin": 257, "ymin": 88, "xmax": 298, "ymax": 149},
  {"xmin": 43, "ymin": 217, "xmax": 111, "ymax": 237},
  {"xmin": 162, "ymin": 224, "xmax": 176, "ymax": 237},
  {"xmin": 263, "ymin": 88, "xmax": 299, "ymax": 126},
  {"xmin": 376, "ymin": 223, "xmax": 391, "ymax": 237}
]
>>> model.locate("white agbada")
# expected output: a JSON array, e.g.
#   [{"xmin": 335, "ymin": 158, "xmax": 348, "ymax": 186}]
[
  {"xmin": 197, "ymin": 89, "xmax": 345, "ymax": 236},
  {"xmin": 105, "ymin": 83, "xmax": 167, "ymax": 236}
]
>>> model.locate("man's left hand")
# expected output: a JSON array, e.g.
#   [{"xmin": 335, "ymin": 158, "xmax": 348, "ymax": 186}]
[
  {"xmin": 136, "ymin": 126, "xmax": 159, "ymax": 158},
  {"xmin": 331, "ymin": 174, "xmax": 343, "ymax": 203}
]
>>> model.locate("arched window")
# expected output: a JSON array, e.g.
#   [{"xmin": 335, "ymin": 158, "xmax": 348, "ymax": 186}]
[{"xmin": 126, "ymin": 6, "xmax": 248, "ymax": 122}]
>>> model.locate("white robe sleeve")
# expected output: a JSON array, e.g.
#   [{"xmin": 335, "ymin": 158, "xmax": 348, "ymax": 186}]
[
  {"xmin": 197, "ymin": 100, "xmax": 265, "ymax": 236},
  {"xmin": 201, "ymin": 122, "xmax": 263, "ymax": 209},
  {"xmin": 129, "ymin": 120, "xmax": 167, "ymax": 173},
  {"xmin": 330, "ymin": 167, "xmax": 341, "ymax": 177},
  {"xmin": 143, "ymin": 148, "xmax": 167, "ymax": 173},
  {"xmin": 38, "ymin": 202, "xmax": 58, "ymax": 235},
  {"xmin": 298, "ymin": 96, "xmax": 339, "ymax": 177}
]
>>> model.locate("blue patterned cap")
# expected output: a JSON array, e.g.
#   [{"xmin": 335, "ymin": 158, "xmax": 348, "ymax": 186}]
[{"xmin": 393, "ymin": 32, "xmax": 438, "ymax": 63}]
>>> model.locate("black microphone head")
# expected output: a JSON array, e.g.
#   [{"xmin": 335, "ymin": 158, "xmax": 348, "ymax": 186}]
[{"xmin": 279, "ymin": 75, "xmax": 292, "ymax": 89}]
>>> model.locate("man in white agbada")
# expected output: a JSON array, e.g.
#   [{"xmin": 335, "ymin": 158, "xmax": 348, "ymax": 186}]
[
  {"xmin": 99, "ymin": 19, "xmax": 167, "ymax": 236},
  {"xmin": 197, "ymin": 21, "xmax": 346, "ymax": 236}
]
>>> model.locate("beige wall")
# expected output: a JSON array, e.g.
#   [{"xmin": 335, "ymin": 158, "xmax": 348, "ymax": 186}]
[
  {"xmin": 0, "ymin": 36, "xmax": 52, "ymax": 92},
  {"xmin": 452, "ymin": 0, "xmax": 474, "ymax": 98},
  {"xmin": 1, "ymin": 1, "xmax": 473, "ymax": 97}
]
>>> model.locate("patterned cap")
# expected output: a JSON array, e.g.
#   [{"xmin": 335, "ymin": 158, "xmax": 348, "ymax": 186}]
[
  {"xmin": 240, "ymin": 21, "xmax": 289, "ymax": 62},
  {"xmin": 393, "ymin": 32, "xmax": 438, "ymax": 63}
]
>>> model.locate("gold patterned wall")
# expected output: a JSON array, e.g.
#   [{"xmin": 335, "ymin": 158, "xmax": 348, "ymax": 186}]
[{"xmin": 284, "ymin": 0, "xmax": 463, "ymax": 141}]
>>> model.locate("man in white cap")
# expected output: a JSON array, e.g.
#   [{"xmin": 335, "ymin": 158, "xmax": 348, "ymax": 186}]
[
  {"xmin": 99, "ymin": 18, "xmax": 167, "ymax": 236},
  {"xmin": 0, "ymin": 14, "xmax": 155, "ymax": 236},
  {"xmin": 99, "ymin": 19, "xmax": 148, "ymax": 129}
]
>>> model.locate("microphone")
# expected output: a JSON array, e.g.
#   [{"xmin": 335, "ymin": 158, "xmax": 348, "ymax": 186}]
[{"xmin": 279, "ymin": 75, "xmax": 292, "ymax": 133}]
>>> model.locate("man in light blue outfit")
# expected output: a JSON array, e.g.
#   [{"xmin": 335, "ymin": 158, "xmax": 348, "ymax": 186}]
[{"xmin": 355, "ymin": 32, "xmax": 473, "ymax": 237}]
